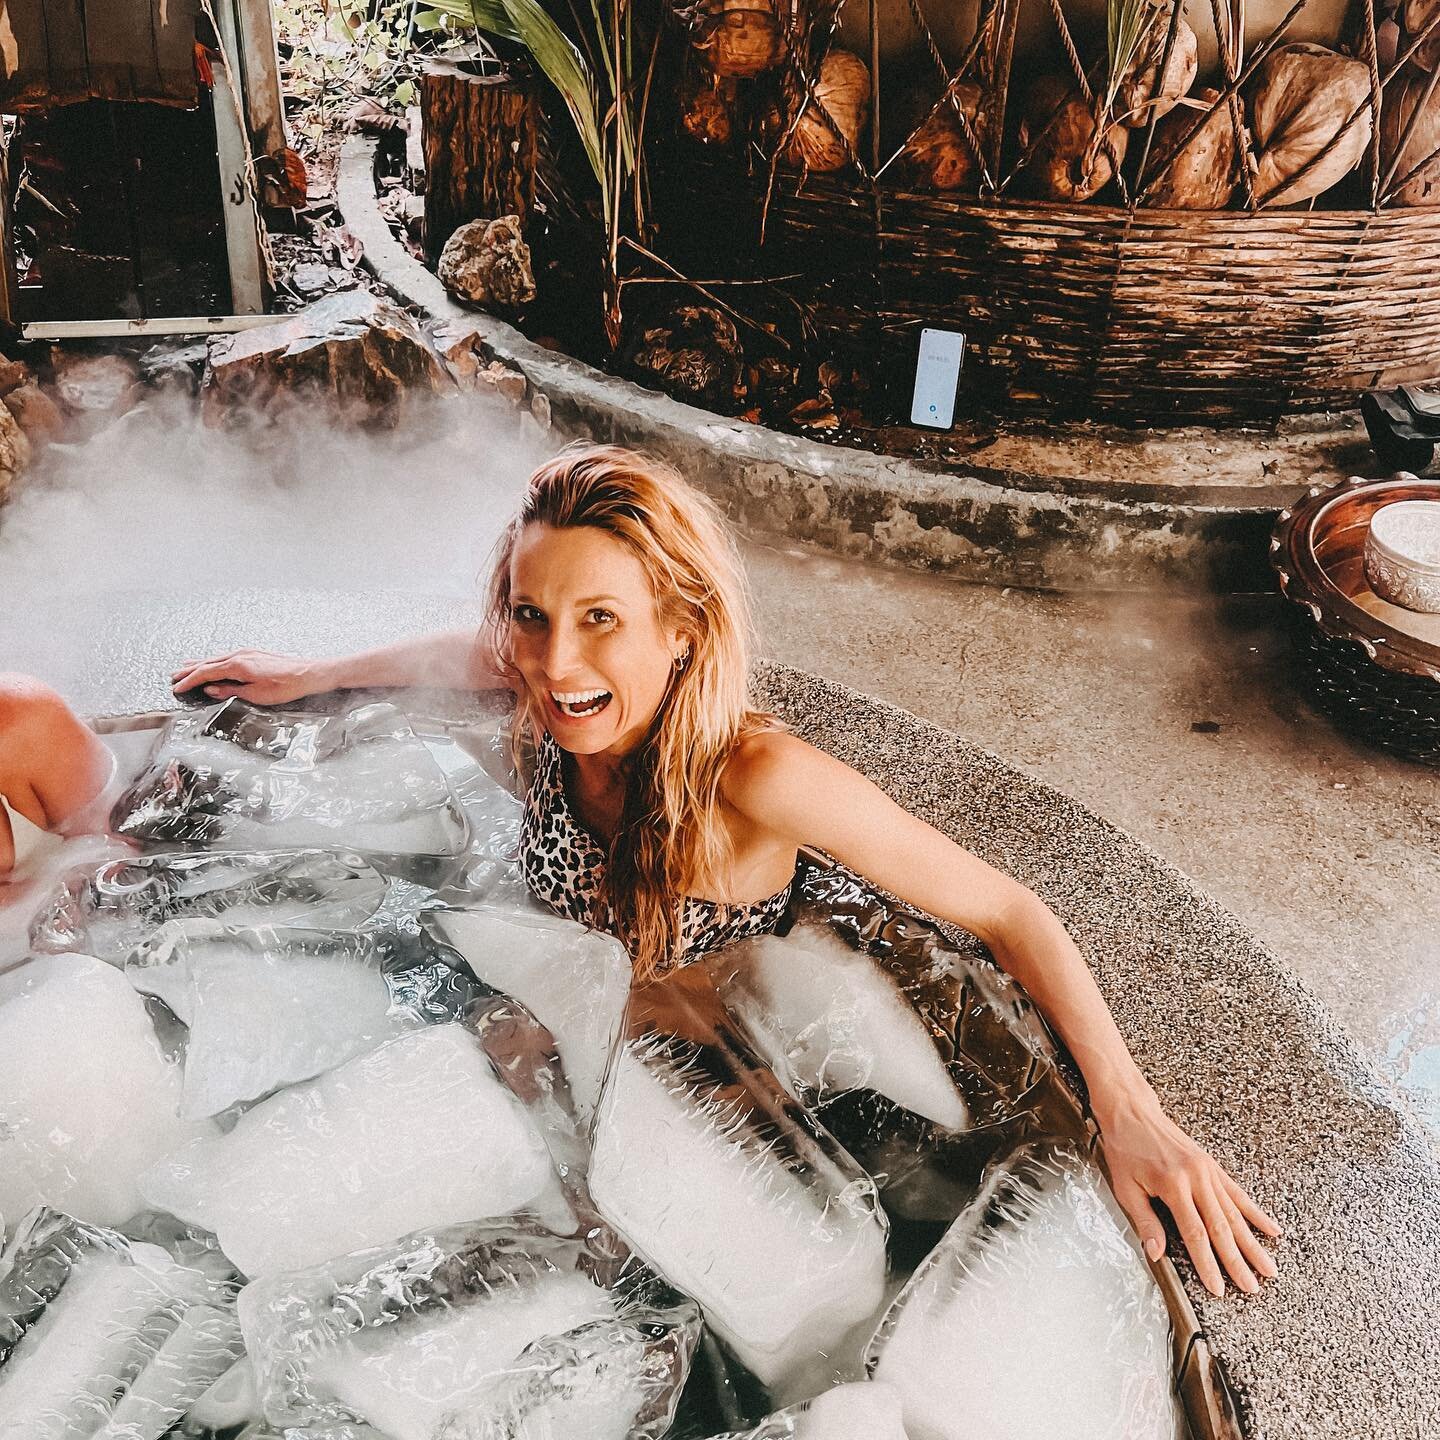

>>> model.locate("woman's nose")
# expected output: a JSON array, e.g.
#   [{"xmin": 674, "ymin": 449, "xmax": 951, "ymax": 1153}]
[{"xmin": 541, "ymin": 624, "xmax": 583, "ymax": 679}]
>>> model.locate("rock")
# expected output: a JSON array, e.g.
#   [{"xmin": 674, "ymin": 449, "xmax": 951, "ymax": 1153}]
[
  {"xmin": 50, "ymin": 350, "xmax": 143, "ymax": 417},
  {"xmin": 289, "ymin": 261, "xmax": 338, "ymax": 298},
  {"xmin": 3, "ymin": 383, "xmax": 65, "ymax": 449},
  {"xmin": 437, "ymin": 216, "xmax": 536, "ymax": 312},
  {"xmin": 530, "ymin": 390, "xmax": 552, "ymax": 429},
  {"xmin": 139, "ymin": 340, "xmax": 209, "ymax": 395},
  {"xmin": 202, "ymin": 289, "xmax": 455, "ymax": 428},
  {"xmin": 0, "ymin": 403, "xmax": 33, "ymax": 501},
  {"xmin": 432, "ymin": 319, "xmax": 488, "ymax": 387},
  {"xmin": 480, "ymin": 361, "xmax": 528, "ymax": 404},
  {"xmin": 0, "ymin": 356, "xmax": 32, "ymax": 397}
]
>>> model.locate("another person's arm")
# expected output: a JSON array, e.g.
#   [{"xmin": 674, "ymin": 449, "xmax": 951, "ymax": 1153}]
[
  {"xmin": 169, "ymin": 629, "xmax": 512, "ymax": 705},
  {"xmin": 0, "ymin": 675, "xmax": 116, "ymax": 874},
  {"xmin": 725, "ymin": 731, "xmax": 1282, "ymax": 1298}
]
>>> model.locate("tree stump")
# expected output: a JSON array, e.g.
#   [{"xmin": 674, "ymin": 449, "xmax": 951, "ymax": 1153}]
[{"xmin": 420, "ymin": 58, "xmax": 539, "ymax": 263}]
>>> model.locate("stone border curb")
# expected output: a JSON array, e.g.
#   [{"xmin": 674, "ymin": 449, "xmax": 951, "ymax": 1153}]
[{"xmin": 339, "ymin": 138, "xmax": 1287, "ymax": 593}]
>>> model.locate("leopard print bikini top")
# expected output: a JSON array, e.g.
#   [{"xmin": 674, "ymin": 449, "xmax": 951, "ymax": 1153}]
[{"xmin": 520, "ymin": 730, "xmax": 794, "ymax": 969}]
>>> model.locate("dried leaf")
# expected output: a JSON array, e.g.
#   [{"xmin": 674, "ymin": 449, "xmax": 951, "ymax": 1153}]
[
  {"xmin": 343, "ymin": 97, "xmax": 403, "ymax": 134},
  {"xmin": 1249, "ymin": 43, "xmax": 1371, "ymax": 206},
  {"xmin": 789, "ymin": 395, "xmax": 839, "ymax": 428}
]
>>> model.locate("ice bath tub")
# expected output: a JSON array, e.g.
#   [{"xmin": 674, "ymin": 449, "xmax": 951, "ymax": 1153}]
[{"xmin": 0, "ymin": 701, "xmax": 1241, "ymax": 1440}]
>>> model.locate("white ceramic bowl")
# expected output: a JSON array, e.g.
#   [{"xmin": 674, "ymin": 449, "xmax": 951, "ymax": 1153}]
[{"xmin": 1364, "ymin": 500, "xmax": 1440, "ymax": 614}]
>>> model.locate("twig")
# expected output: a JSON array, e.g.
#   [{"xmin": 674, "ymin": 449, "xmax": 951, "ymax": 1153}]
[
  {"xmin": 1209, "ymin": 0, "xmax": 1257, "ymax": 207},
  {"xmin": 618, "ymin": 236, "xmax": 794, "ymax": 351},
  {"xmin": 1132, "ymin": 0, "xmax": 1186, "ymax": 201}
]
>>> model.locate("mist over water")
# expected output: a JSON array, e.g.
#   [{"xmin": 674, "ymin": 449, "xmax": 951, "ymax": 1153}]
[{"xmin": 0, "ymin": 390, "xmax": 548, "ymax": 699}]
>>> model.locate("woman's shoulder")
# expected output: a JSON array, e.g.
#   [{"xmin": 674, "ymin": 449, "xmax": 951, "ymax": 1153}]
[{"xmin": 718, "ymin": 725, "xmax": 831, "ymax": 818}]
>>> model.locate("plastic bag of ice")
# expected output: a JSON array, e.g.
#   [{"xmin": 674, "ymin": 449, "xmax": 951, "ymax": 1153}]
[
  {"xmin": 429, "ymin": 905, "xmax": 631, "ymax": 1125},
  {"xmin": 0, "ymin": 1209, "xmax": 241, "ymax": 1440},
  {"xmin": 140, "ymin": 1023, "xmax": 570, "ymax": 1277},
  {"xmin": 709, "ymin": 922, "xmax": 967, "ymax": 1129},
  {"xmin": 589, "ymin": 967, "xmax": 889, "ymax": 1401},
  {"xmin": 239, "ymin": 1221, "xmax": 700, "ymax": 1440},
  {"xmin": 866, "ymin": 1143, "xmax": 1184, "ymax": 1440},
  {"xmin": 433, "ymin": 1308, "xmax": 703, "ymax": 1440},
  {"xmin": 0, "ymin": 954, "xmax": 217, "ymax": 1227},
  {"xmin": 760, "ymin": 864, "xmax": 1091, "ymax": 1233},
  {"xmin": 110, "ymin": 700, "xmax": 470, "ymax": 873},
  {"xmin": 124, "ymin": 917, "xmax": 440, "ymax": 1117},
  {"xmin": 29, "ymin": 849, "xmax": 409, "ymax": 965},
  {"xmin": 700, "ymin": 1381, "xmax": 910, "ymax": 1439}
]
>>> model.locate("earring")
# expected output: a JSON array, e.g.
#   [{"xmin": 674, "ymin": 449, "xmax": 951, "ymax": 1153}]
[{"xmin": 673, "ymin": 649, "xmax": 690, "ymax": 672}]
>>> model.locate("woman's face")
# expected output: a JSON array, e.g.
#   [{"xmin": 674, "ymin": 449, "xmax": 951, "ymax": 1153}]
[{"xmin": 508, "ymin": 523, "xmax": 687, "ymax": 758}]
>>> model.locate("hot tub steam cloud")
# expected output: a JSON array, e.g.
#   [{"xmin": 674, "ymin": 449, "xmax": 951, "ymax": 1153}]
[{"xmin": 0, "ymin": 389, "xmax": 545, "ymax": 703}]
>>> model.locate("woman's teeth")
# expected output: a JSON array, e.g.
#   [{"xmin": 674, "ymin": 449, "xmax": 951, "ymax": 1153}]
[{"xmin": 551, "ymin": 689, "xmax": 613, "ymax": 718}]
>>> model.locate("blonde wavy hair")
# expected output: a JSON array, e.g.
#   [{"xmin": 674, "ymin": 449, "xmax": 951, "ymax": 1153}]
[{"xmin": 483, "ymin": 442, "xmax": 778, "ymax": 981}]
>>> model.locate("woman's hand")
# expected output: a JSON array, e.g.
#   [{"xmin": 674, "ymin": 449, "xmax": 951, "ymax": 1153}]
[
  {"xmin": 170, "ymin": 650, "xmax": 331, "ymax": 705},
  {"xmin": 1094, "ymin": 1083, "xmax": 1282, "ymax": 1297}
]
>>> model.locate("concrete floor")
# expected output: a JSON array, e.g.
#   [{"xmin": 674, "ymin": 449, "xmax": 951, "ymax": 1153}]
[{"xmin": 743, "ymin": 541, "xmax": 1440, "ymax": 1141}]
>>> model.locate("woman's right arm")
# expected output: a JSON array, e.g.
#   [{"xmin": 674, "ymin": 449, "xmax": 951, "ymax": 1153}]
[{"xmin": 169, "ymin": 629, "xmax": 511, "ymax": 705}]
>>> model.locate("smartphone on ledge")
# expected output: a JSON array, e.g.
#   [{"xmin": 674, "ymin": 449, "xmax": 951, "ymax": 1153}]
[{"xmin": 910, "ymin": 327, "xmax": 966, "ymax": 430}]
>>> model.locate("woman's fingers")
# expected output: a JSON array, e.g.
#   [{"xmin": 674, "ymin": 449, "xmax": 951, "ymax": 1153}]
[
  {"xmin": 1170, "ymin": 1188, "xmax": 1227, "ymax": 1298},
  {"xmin": 171, "ymin": 658, "xmax": 253, "ymax": 695},
  {"xmin": 1219, "ymin": 1184, "xmax": 1278, "ymax": 1280},
  {"xmin": 1193, "ymin": 1178, "xmax": 1259, "ymax": 1295},
  {"xmin": 1222, "ymin": 1170, "xmax": 1284, "ymax": 1238},
  {"xmin": 1110, "ymin": 1177, "xmax": 1168, "ymax": 1263}
]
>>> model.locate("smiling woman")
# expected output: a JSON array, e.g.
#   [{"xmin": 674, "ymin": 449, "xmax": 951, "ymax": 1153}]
[{"xmin": 169, "ymin": 440, "xmax": 1282, "ymax": 1300}]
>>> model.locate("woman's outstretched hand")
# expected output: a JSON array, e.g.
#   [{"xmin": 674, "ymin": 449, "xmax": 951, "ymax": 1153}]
[
  {"xmin": 170, "ymin": 650, "xmax": 329, "ymax": 705},
  {"xmin": 1095, "ymin": 1085, "xmax": 1282, "ymax": 1297}
]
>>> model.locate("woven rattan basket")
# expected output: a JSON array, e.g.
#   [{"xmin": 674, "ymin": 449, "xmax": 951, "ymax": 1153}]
[
  {"xmin": 765, "ymin": 175, "xmax": 1440, "ymax": 425},
  {"xmin": 1270, "ymin": 475, "xmax": 1440, "ymax": 764}
]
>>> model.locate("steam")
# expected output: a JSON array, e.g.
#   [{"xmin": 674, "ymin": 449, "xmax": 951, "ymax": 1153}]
[{"xmin": 0, "ymin": 388, "xmax": 547, "ymax": 708}]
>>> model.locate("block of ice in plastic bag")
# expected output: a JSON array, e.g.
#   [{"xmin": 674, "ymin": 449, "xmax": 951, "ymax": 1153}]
[
  {"xmin": 709, "ymin": 922, "xmax": 968, "ymax": 1129},
  {"xmin": 125, "ymin": 918, "xmax": 423, "ymax": 1117},
  {"xmin": 239, "ymin": 1222, "xmax": 700, "ymax": 1440},
  {"xmin": 589, "ymin": 967, "xmax": 889, "ymax": 1399},
  {"xmin": 700, "ymin": 1380, "xmax": 910, "ymax": 1439},
  {"xmin": 866, "ymin": 1144, "xmax": 1183, "ymax": 1440},
  {"xmin": 92, "ymin": 1302, "xmax": 244, "ymax": 1440},
  {"xmin": 29, "ymin": 849, "xmax": 406, "ymax": 965},
  {"xmin": 758, "ymin": 867, "xmax": 1090, "ymax": 1235},
  {"xmin": 0, "ymin": 954, "xmax": 217, "ymax": 1227},
  {"xmin": 110, "ymin": 700, "xmax": 470, "ymax": 870},
  {"xmin": 0, "ymin": 1209, "xmax": 239, "ymax": 1440},
  {"xmin": 434, "ymin": 1309, "xmax": 704, "ymax": 1440},
  {"xmin": 140, "ymin": 1024, "xmax": 569, "ymax": 1277},
  {"xmin": 184, "ymin": 1355, "xmax": 261, "ymax": 1430},
  {"xmin": 429, "ymin": 906, "xmax": 631, "ymax": 1125}
]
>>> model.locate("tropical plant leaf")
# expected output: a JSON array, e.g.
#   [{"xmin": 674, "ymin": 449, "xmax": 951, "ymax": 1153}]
[
  {"xmin": 500, "ymin": 0, "xmax": 609, "ymax": 191},
  {"xmin": 419, "ymin": 0, "xmax": 523, "ymax": 44}
]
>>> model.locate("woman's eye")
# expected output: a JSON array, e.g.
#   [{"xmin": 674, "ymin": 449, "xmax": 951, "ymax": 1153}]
[
  {"xmin": 512, "ymin": 605, "xmax": 544, "ymax": 625},
  {"xmin": 587, "ymin": 609, "xmax": 616, "ymax": 626}
]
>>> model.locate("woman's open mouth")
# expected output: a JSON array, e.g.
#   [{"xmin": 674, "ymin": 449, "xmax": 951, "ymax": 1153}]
[{"xmin": 550, "ymin": 689, "xmax": 613, "ymax": 720}]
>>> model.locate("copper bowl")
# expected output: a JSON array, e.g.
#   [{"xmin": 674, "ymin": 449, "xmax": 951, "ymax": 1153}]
[{"xmin": 1271, "ymin": 476, "xmax": 1440, "ymax": 764}]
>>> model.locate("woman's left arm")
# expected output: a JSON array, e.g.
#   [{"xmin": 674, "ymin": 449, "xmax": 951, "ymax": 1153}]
[{"xmin": 727, "ymin": 733, "xmax": 1281, "ymax": 1296}]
